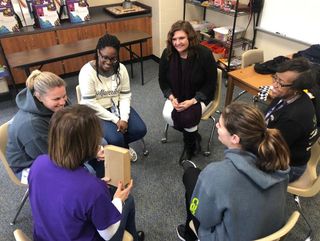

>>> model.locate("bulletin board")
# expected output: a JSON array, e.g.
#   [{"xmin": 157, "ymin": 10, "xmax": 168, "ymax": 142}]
[{"xmin": 256, "ymin": 0, "xmax": 320, "ymax": 45}]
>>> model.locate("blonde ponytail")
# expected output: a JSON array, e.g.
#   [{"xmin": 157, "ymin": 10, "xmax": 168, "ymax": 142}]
[
  {"xmin": 25, "ymin": 70, "xmax": 42, "ymax": 90},
  {"xmin": 25, "ymin": 70, "xmax": 65, "ymax": 96}
]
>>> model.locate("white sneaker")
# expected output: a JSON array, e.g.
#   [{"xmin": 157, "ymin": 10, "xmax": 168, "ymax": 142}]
[{"xmin": 129, "ymin": 147, "xmax": 137, "ymax": 162}]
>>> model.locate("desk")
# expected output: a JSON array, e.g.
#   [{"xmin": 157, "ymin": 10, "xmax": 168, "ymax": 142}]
[
  {"xmin": 225, "ymin": 66, "xmax": 272, "ymax": 106},
  {"xmin": 6, "ymin": 30, "xmax": 151, "ymax": 85}
]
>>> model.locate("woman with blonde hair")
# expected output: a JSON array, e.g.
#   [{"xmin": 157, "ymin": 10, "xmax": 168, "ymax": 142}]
[
  {"xmin": 177, "ymin": 102, "xmax": 290, "ymax": 241},
  {"xmin": 7, "ymin": 70, "xmax": 68, "ymax": 181}
]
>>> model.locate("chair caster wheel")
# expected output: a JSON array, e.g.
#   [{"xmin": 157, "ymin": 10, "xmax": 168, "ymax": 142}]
[
  {"xmin": 203, "ymin": 151, "xmax": 211, "ymax": 157},
  {"xmin": 143, "ymin": 150, "xmax": 149, "ymax": 156},
  {"xmin": 161, "ymin": 138, "xmax": 167, "ymax": 143}
]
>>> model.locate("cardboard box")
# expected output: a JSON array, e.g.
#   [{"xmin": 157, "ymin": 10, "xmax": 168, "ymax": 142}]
[{"xmin": 104, "ymin": 145, "xmax": 131, "ymax": 187}]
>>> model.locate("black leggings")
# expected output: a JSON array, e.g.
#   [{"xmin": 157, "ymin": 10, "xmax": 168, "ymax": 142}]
[{"xmin": 182, "ymin": 167, "xmax": 201, "ymax": 241}]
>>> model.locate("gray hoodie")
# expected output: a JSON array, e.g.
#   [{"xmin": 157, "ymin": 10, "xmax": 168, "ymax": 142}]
[
  {"xmin": 6, "ymin": 88, "xmax": 53, "ymax": 173},
  {"xmin": 191, "ymin": 148, "xmax": 289, "ymax": 241}
]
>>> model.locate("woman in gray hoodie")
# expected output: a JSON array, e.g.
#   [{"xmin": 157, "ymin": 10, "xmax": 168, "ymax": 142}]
[
  {"xmin": 177, "ymin": 102, "xmax": 290, "ymax": 241},
  {"xmin": 6, "ymin": 70, "xmax": 68, "ymax": 182}
]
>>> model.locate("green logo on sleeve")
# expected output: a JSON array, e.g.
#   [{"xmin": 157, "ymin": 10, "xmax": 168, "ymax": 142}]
[{"xmin": 190, "ymin": 197, "xmax": 199, "ymax": 215}]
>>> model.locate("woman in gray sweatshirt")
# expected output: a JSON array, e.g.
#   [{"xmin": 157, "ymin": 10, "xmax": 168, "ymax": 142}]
[{"xmin": 177, "ymin": 102, "xmax": 290, "ymax": 241}]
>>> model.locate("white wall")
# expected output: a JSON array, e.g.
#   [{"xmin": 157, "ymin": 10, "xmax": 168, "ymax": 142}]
[
  {"xmin": 254, "ymin": 32, "xmax": 309, "ymax": 60},
  {"xmin": 184, "ymin": 2, "xmax": 310, "ymax": 60}
]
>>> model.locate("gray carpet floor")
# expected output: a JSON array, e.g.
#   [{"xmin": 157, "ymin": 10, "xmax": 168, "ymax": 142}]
[{"xmin": 0, "ymin": 59, "xmax": 319, "ymax": 241}]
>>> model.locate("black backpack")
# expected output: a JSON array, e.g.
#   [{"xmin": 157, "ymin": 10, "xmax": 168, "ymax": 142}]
[{"xmin": 254, "ymin": 56, "xmax": 290, "ymax": 74}]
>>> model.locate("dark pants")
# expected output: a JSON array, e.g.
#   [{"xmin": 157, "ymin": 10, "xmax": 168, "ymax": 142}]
[
  {"xmin": 289, "ymin": 164, "xmax": 307, "ymax": 182},
  {"xmin": 101, "ymin": 107, "xmax": 147, "ymax": 148},
  {"xmin": 182, "ymin": 167, "xmax": 201, "ymax": 241},
  {"xmin": 88, "ymin": 159, "xmax": 105, "ymax": 178},
  {"xmin": 109, "ymin": 186, "xmax": 139, "ymax": 241}
]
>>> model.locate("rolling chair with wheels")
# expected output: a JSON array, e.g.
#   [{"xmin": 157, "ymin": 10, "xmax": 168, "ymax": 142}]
[
  {"xmin": 76, "ymin": 85, "xmax": 149, "ymax": 156},
  {"xmin": 0, "ymin": 121, "xmax": 29, "ymax": 225},
  {"xmin": 287, "ymin": 137, "xmax": 320, "ymax": 241},
  {"xmin": 234, "ymin": 49, "xmax": 264, "ymax": 101},
  {"xmin": 161, "ymin": 68, "xmax": 222, "ymax": 156}
]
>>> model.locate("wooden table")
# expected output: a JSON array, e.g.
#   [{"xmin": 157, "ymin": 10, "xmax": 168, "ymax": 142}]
[
  {"xmin": 6, "ymin": 30, "xmax": 151, "ymax": 85},
  {"xmin": 225, "ymin": 65, "xmax": 272, "ymax": 106}
]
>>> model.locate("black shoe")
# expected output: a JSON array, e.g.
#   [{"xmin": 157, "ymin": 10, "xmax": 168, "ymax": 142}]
[
  {"xmin": 137, "ymin": 231, "xmax": 144, "ymax": 241},
  {"xmin": 181, "ymin": 160, "xmax": 197, "ymax": 171},
  {"xmin": 179, "ymin": 146, "xmax": 195, "ymax": 166},
  {"xmin": 176, "ymin": 224, "xmax": 187, "ymax": 241}
]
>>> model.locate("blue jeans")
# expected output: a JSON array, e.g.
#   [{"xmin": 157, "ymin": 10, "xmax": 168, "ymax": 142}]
[
  {"xmin": 109, "ymin": 188, "xmax": 139, "ymax": 241},
  {"xmin": 101, "ymin": 107, "xmax": 147, "ymax": 148}
]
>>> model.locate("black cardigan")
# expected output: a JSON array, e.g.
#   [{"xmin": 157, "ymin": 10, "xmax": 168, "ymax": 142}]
[
  {"xmin": 266, "ymin": 93, "xmax": 318, "ymax": 166},
  {"xmin": 158, "ymin": 45, "xmax": 217, "ymax": 105}
]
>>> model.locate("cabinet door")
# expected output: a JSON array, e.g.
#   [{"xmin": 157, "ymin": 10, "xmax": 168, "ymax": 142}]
[
  {"xmin": 106, "ymin": 17, "xmax": 152, "ymax": 61},
  {"xmin": 56, "ymin": 23, "xmax": 106, "ymax": 73},
  {"xmin": 1, "ymin": 31, "xmax": 64, "ymax": 84}
]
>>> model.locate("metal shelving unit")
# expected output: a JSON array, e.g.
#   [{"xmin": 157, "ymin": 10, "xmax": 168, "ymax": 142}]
[{"xmin": 183, "ymin": 0, "xmax": 253, "ymax": 72}]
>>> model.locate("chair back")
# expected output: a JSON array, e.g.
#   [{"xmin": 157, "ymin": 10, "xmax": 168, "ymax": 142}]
[
  {"xmin": 0, "ymin": 121, "xmax": 24, "ymax": 187},
  {"xmin": 254, "ymin": 211, "xmax": 300, "ymax": 241},
  {"xmin": 201, "ymin": 68, "xmax": 222, "ymax": 120},
  {"xmin": 13, "ymin": 229, "xmax": 133, "ymax": 241},
  {"xmin": 76, "ymin": 85, "xmax": 81, "ymax": 103},
  {"xmin": 288, "ymin": 137, "xmax": 320, "ymax": 197},
  {"xmin": 13, "ymin": 229, "xmax": 32, "ymax": 241},
  {"xmin": 241, "ymin": 49, "xmax": 264, "ymax": 68}
]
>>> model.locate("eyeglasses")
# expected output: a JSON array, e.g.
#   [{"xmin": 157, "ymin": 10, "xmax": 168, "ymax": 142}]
[
  {"xmin": 272, "ymin": 74, "xmax": 293, "ymax": 88},
  {"xmin": 98, "ymin": 50, "xmax": 118, "ymax": 63}
]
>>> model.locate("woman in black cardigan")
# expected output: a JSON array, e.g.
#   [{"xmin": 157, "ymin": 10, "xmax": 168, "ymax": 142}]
[{"xmin": 158, "ymin": 20, "xmax": 218, "ymax": 165}]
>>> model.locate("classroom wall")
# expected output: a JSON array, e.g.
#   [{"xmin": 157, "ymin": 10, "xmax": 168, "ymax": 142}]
[
  {"xmin": 88, "ymin": 0, "xmax": 183, "ymax": 58},
  {"xmin": 255, "ymin": 32, "xmax": 310, "ymax": 61},
  {"xmin": 88, "ymin": 1, "xmax": 308, "ymax": 60}
]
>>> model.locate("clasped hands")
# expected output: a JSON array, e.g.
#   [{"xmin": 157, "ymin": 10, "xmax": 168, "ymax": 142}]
[
  {"xmin": 116, "ymin": 119, "xmax": 128, "ymax": 134},
  {"xmin": 169, "ymin": 95, "xmax": 196, "ymax": 112}
]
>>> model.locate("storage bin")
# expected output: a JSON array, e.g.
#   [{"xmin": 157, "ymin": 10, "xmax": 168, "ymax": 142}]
[
  {"xmin": 190, "ymin": 20, "xmax": 215, "ymax": 32},
  {"xmin": 213, "ymin": 26, "xmax": 245, "ymax": 42}
]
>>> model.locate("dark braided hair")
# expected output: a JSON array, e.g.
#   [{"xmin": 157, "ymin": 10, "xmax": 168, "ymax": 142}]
[{"xmin": 95, "ymin": 34, "xmax": 121, "ymax": 84}]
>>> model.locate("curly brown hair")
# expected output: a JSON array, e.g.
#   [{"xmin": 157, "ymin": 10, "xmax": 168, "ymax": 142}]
[{"xmin": 166, "ymin": 20, "xmax": 199, "ymax": 60}]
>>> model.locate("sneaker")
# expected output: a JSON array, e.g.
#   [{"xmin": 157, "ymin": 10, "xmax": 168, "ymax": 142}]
[
  {"xmin": 181, "ymin": 160, "xmax": 197, "ymax": 171},
  {"xmin": 129, "ymin": 147, "xmax": 138, "ymax": 162},
  {"xmin": 137, "ymin": 230, "xmax": 145, "ymax": 241},
  {"xmin": 176, "ymin": 224, "xmax": 187, "ymax": 241},
  {"xmin": 176, "ymin": 224, "xmax": 199, "ymax": 241}
]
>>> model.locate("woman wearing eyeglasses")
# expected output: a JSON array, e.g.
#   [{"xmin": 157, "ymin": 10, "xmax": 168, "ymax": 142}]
[
  {"xmin": 266, "ymin": 57, "xmax": 319, "ymax": 181},
  {"xmin": 79, "ymin": 34, "xmax": 147, "ymax": 159}
]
